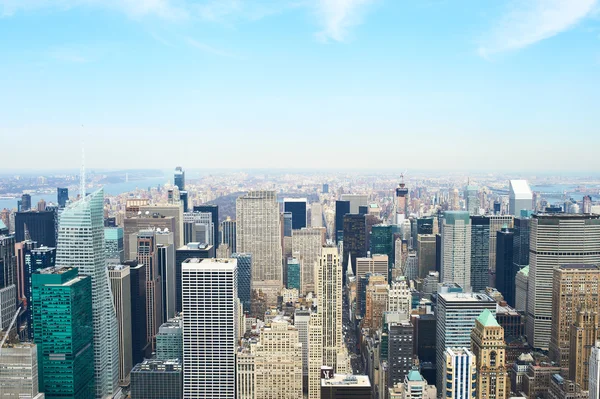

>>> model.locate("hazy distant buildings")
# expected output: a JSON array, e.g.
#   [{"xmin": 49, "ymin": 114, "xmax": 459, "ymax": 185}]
[{"xmin": 509, "ymin": 180, "xmax": 533, "ymax": 216}]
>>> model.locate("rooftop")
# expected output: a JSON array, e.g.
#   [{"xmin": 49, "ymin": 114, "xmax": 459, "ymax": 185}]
[
  {"xmin": 321, "ymin": 374, "xmax": 371, "ymax": 388},
  {"xmin": 509, "ymin": 180, "xmax": 533, "ymax": 199},
  {"xmin": 477, "ymin": 309, "xmax": 500, "ymax": 327},
  {"xmin": 407, "ymin": 370, "xmax": 424, "ymax": 382},
  {"xmin": 558, "ymin": 264, "xmax": 600, "ymax": 270}
]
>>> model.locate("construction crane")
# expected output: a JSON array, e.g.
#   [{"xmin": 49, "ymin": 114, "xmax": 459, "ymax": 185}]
[{"xmin": 0, "ymin": 309, "xmax": 21, "ymax": 353}]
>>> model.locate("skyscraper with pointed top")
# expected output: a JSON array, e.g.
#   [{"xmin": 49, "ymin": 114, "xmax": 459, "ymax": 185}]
[{"xmin": 56, "ymin": 188, "xmax": 120, "ymax": 398}]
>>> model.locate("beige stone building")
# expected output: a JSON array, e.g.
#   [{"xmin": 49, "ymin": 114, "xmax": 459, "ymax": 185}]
[{"xmin": 471, "ymin": 309, "xmax": 508, "ymax": 399}]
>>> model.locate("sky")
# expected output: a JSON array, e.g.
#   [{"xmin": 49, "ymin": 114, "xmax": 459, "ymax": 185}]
[{"xmin": 1, "ymin": 0, "xmax": 599, "ymax": 172}]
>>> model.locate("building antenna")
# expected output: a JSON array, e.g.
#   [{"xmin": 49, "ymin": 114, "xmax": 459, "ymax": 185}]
[{"xmin": 80, "ymin": 136, "xmax": 86, "ymax": 199}]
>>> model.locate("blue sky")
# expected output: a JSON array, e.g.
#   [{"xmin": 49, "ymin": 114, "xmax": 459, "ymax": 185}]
[{"xmin": 1, "ymin": 0, "xmax": 599, "ymax": 171}]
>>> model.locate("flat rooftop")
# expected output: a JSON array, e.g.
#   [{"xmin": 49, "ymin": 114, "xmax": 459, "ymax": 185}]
[
  {"xmin": 438, "ymin": 292, "xmax": 495, "ymax": 302},
  {"xmin": 321, "ymin": 374, "xmax": 371, "ymax": 388}
]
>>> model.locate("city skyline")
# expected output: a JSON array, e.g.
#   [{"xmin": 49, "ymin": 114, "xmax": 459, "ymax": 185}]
[{"xmin": 2, "ymin": 1, "xmax": 600, "ymax": 170}]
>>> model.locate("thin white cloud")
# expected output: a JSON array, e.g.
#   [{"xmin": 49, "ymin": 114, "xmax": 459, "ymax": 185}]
[
  {"xmin": 315, "ymin": 0, "xmax": 375, "ymax": 42},
  {"xmin": 185, "ymin": 37, "xmax": 242, "ymax": 59},
  {"xmin": 49, "ymin": 48, "xmax": 89, "ymax": 63},
  {"xmin": 479, "ymin": 0, "xmax": 598, "ymax": 57}
]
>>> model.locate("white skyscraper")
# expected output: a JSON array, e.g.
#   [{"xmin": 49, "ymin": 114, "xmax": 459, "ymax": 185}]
[
  {"xmin": 236, "ymin": 191, "xmax": 283, "ymax": 302},
  {"xmin": 527, "ymin": 214, "xmax": 600, "ymax": 349},
  {"xmin": 509, "ymin": 180, "xmax": 533, "ymax": 216},
  {"xmin": 56, "ymin": 188, "xmax": 120, "ymax": 398},
  {"xmin": 182, "ymin": 258, "xmax": 237, "ymax": 399},
  {"xmin": 443, "ymin": 348, "xmax": 476, "ymax": 399},
  {"xmin": 317, "ymin": 246, "xmax": 346, "ymax": 372},
  {"xmin": 441, "ymin": 211, "xmax": 472, "ymax": 291}
]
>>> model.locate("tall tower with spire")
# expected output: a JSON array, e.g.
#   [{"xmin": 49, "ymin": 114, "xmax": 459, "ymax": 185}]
[
  {"xmin": 56, "ymin": 188, "xmax": 120, "ymax": 398},
  {"xmin": 396, "ymin": 174, "xmax": 409, "ymax": 224}
]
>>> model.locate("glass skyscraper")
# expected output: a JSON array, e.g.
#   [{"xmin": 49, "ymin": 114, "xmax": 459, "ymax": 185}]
[
  {"xmin": 32, "ymin": 266, "xmax": 94, "ymax": 398},
  {"xmin": 55, "ymin": 188, "xmax": 120, "ymax": 398},
  {"xmin": 232, "ymin": 253, "xmax": 252, "ymax": 313},
  {"xmin": 470, "ymin": 215, "xmax": 490, "ymax": 292},
  {"xmin": 287, "ymin": 257, "xmax": 301, "ymax": 291}
]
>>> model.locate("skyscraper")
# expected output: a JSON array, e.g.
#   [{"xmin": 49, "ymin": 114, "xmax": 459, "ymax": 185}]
[
  {"xmin": 183, "ymin": 211, "xmax": 213, "ymax": 246},
  {"xmin": 395, "ymin": 179, "xmax": 409, "ymax": 224},
  {"xmin": 221, "ymin": 217, "xmax": 236, "ymax": 252},
  {"xmin": 311, "ymin": 202, "xmax": 323, "ymax": 228},
  {"xmin": 291, "ymin": 227, "xmax": 324, "ymax": 294},
  {"xmin": 471, "ymin": 310, "xmax": 508, "ymax": 399},
  {"xmin": 527, "ymin": 214, "xmax": 600, "ymax": 349},
  {"xmin": 435, "ymin": 292, "xmax": 496, "ymax": 390},
  {"xmin": 284, "ymin": 198, "xmax": 308, "ymax": 230},
  {"xmin": 174, "ymin": 166, "xmax": 185, "ymax": 191},
  {"xmin": 231, "ymin": 253, "xmax": 252, "ymax": 313},
  {"xmin": 55, "ymin": 189, "xmax": 120, "ymax": 398},
  {"xmin": 130, "ymin": 359, "xmax": 182, "ymax": 399},
  {"xmin": 32, "ymin": 266, "xmax": 94, "ymax": 398},
  {"xmin": 488, "ymin": 215, "xmax": 514, "ymax": 284},
  {"xmin": 341, "ymin": 194, "xmax": 369, "ymax": 215},
  {"xmin": 417, "ymin": 234, "xmax": 436, "ymax": 279},
  {"xmin": 334, "ymin": 200, "xmax": 350, "ymax": 243},
  {"xmin": 20, "ymin": 194, "xmax": 31, "ymax": 212},
  {"xmin": 182, "ymin": 258, "xmax": 237, "ymax": 399},
  {"xmin": 108, "ymin": 264, "xmax": 133, "ymax": 387},
  {"xmin": 236, "ymin": 191, "xmax": 282, "ymax": 301},
  {"xmin": 465, "ymin": 184, "xmax": 479, "ymax": 215},
  {"xmin": 470, "ymin": 215, "xmax": 490, "ymax": 292},
  {"xmin": 342, "ymin": 213, "xmax": 367, "ymax": 282},
  {"xmin": 549, "ymin": 264, "xmax": 600, "ymax": 376},
  {"xmin": 496, "ymin": 228, "xmax": 517, "ymax": 306},
  {"xmin": 441, "ymin": 211, "xmax": 471, "ymax": 291},
  {"xmin": 509, "ymin": 180, "xmax": 533, "ymax": 216},
  {"xmin": 128, "ymin": 262, "xmax": 149, "ymax": 366},
  {"xmin": 193, "ymin": 205, "xmax": 219, "ymax": 248},
  {"xmin": 443, "ymin": 348, "xmax": 476, "ymax": 399},
  {"xmin": 0, "ymin": 343, "xmax": 43, "ymax": 399},
  {"xmin": 57, "ymin": 187, "xmax": 69, "ymax": 208},
  {"xmin": 0, "ymin": 235, "xmax": 16, "ymax": 290},
  {"xmin": 570, "ymin": 309, "xmax": 599, "ymax": 389},
  {"xmin": 371, "ymin": 224, "xmax": 394, "ymax": 279},
  {"xmin": 156, "ymin": 316, "xmax": 183, "ymax": 361},
  {"xmin": 15, "ymin": 211, "xmax": 56, "ymax": 247},
  {"xmin": 317, "ymin": 246, "xmax": 345, "ymax": 372},
  {"xmin": 175, "ymin": 243, "xmax": 213, "ymax": 313},
  {"xmin": 104, "ymin": 227, "xmax": 124, "ymax": 264},
  {"xmin": 287, "ymin": 257, "xmax": 301, "ymax": 290}
]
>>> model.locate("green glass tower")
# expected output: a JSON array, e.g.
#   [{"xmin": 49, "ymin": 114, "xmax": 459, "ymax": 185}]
[
  {"xmin": 370, "ymin": 224, "xmax": 394, "ymax": 281},
  {"xmin": 32, "ymin": 266, "xmax": 94, "ymax": 399}
]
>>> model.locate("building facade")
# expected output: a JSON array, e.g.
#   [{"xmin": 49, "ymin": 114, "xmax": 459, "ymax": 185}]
[{"xmin": 441, "ymin": 212, "xmax": 472, "ymax": 291}]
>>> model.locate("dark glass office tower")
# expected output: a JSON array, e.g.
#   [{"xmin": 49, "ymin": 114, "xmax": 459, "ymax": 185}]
[
  {"xmin": 15, "ymin": 211, "xmax": 56, "ymax": 247},
  {"xmin": 193, "ymin": 205, "xmax": 219, "ymax": 247},
  {"xmin": 232, "ymin": 253, "xmax": 252, "ymax": 313},
  {"xmin": 496, "ymin": 228, "xmax": 516, "ymax": 307},
  {"xmin": 335, "ymin": 201, "xmax": 350, "ymax": 243},
  {"xmin": 417, "ymin": 217, "xmax": 434, "ymax": 235},
  {"xmin": 322, "ymin": 184, "xmax": 329, "ymax": 194},
  {"xmin": 25, "ymin": 246, "xmax": 56, "ymax": 339},
  {"xmin": 513, "ymin": 218, "xmax": 530, "ymax": 269},
  {"xmin": 57, "ymin": 187, "xmax": 69, "ymax": 208},
  {"xmin": 179, "ymin": 191, "xmax": 188, "ymax": 212},
  {"xmin": 221, "ymin": 218, "xmax": 236, "ymax": 252},
  {"xmin": 0, "ymin": 235, "xmax": 17, "ymax": 289},
  {"xmin": 174, "ymin": 243, "xmax": 213, "ymax": 313},
  {"xmin": 174, "ymin": 167, "xmax": 185, "ymax": 191},
  {"xmin": 20, "ymin": 194, "xmax": 31, "ymax": 212},
  {"xmin": 342, "ymin": 214, "xmax": 367, "ymax": 282},
  {"xmin": 388, "ymin": 320, "xmax": 414, "ymax": 387},
  {"xmin": 283, "ymin": 212, "xmax": 293, "ymax": 237},
  {"xmin": 127, "ymin": 261, "xmax": 149, "ymax": 365},
  {"xmin": 470, "ymin": 216, "xmax": 490, "ymax": 292},
  {"xmin": 130, "ymin": 359, "xmax": 182, "ymax": 399},
  {"xmin": 370, "ymin": 224, "xmax": 394, "ymax": 280},
  {"xmin": 284, "ymin": 199, "xmax": 307, "ymax": 230}
]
